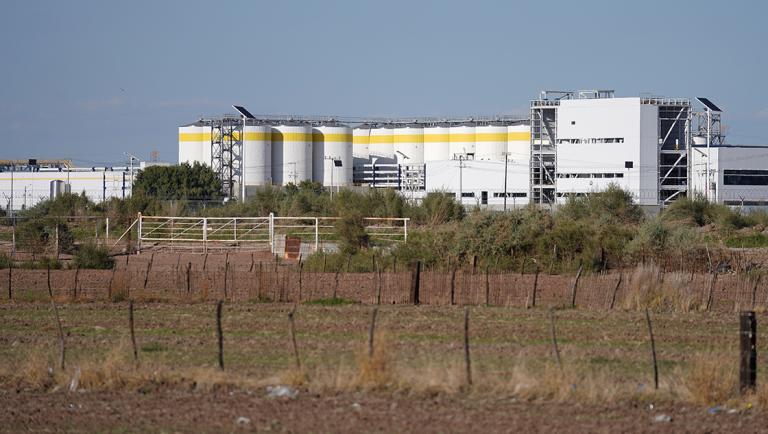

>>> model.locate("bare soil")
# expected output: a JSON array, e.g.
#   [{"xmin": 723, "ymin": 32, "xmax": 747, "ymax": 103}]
[{"xmin": 2, "ymin": 390, "xmax": 766, "ymax": 433}]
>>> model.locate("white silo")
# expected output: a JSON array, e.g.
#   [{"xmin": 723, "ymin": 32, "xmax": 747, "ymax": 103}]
[
  {"xmin": 243, "ymin": 121, "xmax": 272, "ymax": 187},
  {"xmin": 507, "ymin": 124, "xmax": 531, "ymax": 164},
  {"xmin": 449, "ymin": 123, "xmax": 476, "ymax": 159},
  {"xmin": 423, "ymin": 124, "xmax": 450, "ymax": 161},
  {"xmin": 475, "ymin": 123, "xmax": 508, "ymax": 161},
  {"xmin": 394, "ymin": 124, "xmax": 424, "ymax": 166},
  {"xmin": 312, "ymin": 123, "xmax": 353, "ymax": 187},
  {"xmin": 271, "ymin": 123, "xmax": 313, "ymax": 185},
  {"xmin": 368, "ymin": 124, "xmax": 396, "ymax": 164},
  {"xmin": 178, "ymin": 122, "xmax": 208, "ymax": 165}
]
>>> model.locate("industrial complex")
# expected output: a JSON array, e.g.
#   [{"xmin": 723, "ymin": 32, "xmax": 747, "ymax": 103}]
[{"xmin": 2, "ymin": 89, "xmax": 767, "ymax": 212}]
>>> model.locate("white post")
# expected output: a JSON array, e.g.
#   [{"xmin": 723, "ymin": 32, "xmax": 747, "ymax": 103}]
[
  {"xmin": 241, "ymin": 117, "xmax": 246, "ymax": 202},
  {"xmin": 269, "ymin": 213, "xmax": 275, "ymax": 254},
  {"xmin": 105, "ymin": 217, "xmax": 109, "ymax": 245},
  {"xmin": 314, "ymin": 217, "xmax": 319, "ymax": 252},
  {"xmin": 233, "ymin": 218, "xmax": 237, "ymax": 242},
  {"xmin": 706, "ymin": 109, "xmax": 711, "ymax": 202},
  {"xmin": 137, "ymin": 212, "xmax": 142, "ymax": 254},
  {"xmin": 404, "ymin": 218, "xmax": 408, "ymax": 243},
  {"xmin": 203, "ymin": 218, "xmax": 208, "ymax": 253}
]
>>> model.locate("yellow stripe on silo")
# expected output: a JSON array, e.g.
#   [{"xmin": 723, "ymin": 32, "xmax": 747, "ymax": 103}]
[
  {"xmin": 312, "ymin": 133, "xmax": 352, "ymax": 142},
  {"xmin": 475, "ymin": 133, "xmax": 508, "ymax": 142},
  {"xmin": 507, "ymin": 132, "xmax": 531, "ymax": 141},
  {"xmin": 449, "ymin": 134, "xmax": 476, "ymax": 142},
  {"xmin": 423, "ymin": 134, "xmax": 450, "ymax": 143},
  {"xmin": 393, "ymin": 134, "xmax": 424, "ymax": 144},
  {"xmin": 368, "ymin": 135, "xmax": 394, "ymax": 144},
  {"xmin": 353, "ymin": 135, "xmax": 370, "ymax": 145},
  {"xmin": 178, "ymin": 133, "xmax": 212, "ymax": 142},
  {"xmin": 243, "ymin": 131, "xmax": 271, "ymax": 141},
  {"xmin": 271, "ymin": 132, "xmax": 313, "ymax": 142}
]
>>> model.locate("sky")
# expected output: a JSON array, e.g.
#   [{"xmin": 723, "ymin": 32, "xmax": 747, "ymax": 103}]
[{"xmin": 1, "ymin": 0, "xmax": 766, "ymax": 166}]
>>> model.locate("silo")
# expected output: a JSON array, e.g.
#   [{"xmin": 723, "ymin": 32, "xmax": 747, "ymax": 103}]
[
  {"xmin": 394, "ymin": 124, "xmax": 424, "ymax": 166},
  {"xmin": 507, "ymin": 124, "xmax": 531, "ymax": 164},
  {"xmin": 243, "ymin": 121, "xmax": 272, "ymax": 186},
  {"xmin": 178, "ymin": 122, "xmax": 208, "ymax": 165},
  {"xmin": 368, "ymin": 124, "xmax": 396, "ymax": 164},
  {"xmin": 475, "ymin": 123, "xmax": 508, "ymax": 161},
  {"xmin": 423, "ymin": 124, "xmax": 450, "ymax": 161},
  {"xmin": 353, "ymin": 124, "xmax": 371, "ymax": 171},
  {"xmin": 449, "ymin": 123, "xmax": 476, "ymax": 159},
  {"xmin": 271, "ymin": 123, "xmax": 313, "ymax": 185},
  {"xmin": 312, "ymin": 123, "xmax": 353, "ymax": 187}
]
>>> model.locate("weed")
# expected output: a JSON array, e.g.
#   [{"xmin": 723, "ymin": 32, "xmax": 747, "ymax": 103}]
[
  {"xmin": 683, "ymin": 352, "xmax": 737, "ymax": 406},
  {"xmin": 304, "ymin": 297, "xmax": 358, "ymax": 306}
]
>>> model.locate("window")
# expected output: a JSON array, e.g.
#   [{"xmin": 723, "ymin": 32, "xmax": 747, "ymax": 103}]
[
  {"xmin": 493, "ymin": 192, "xmax": 527, "ymax": 198},
  {"xmin": 571, "ymin": 121, "xmax": 576, "ymax": 125},
  {"xmin": 724, "ymin": 169, "xmax": 768, "ymax": 186},
  {"xmin": 556, "ymin": 137, "xmax": 625, "ymax": 144},
  {"xmin": 556, "ymin": 173, "xmax": 624, "ymax": 179},
  {"xmin": 461, "ymin": 192, "xmax": 475, "ymax": 198}
]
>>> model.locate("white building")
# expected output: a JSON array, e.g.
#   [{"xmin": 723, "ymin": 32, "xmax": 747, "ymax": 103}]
[
  {"xmin": 690, "ymin": 145, "xmax": 768, "ymax": 207},
  {"xmin": 421, "ymin": 159, "xmax": 529, "ymax": 208}
]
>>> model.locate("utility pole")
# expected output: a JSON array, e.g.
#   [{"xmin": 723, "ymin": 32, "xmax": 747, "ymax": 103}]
[
  {"xmin": 9, "ymin": 164, "xmax": 13, "ymax": 219},
  {"xmin": 124, "ymin": 153, "xmax": 139, "ymax": 196},
  {"xmin": 458, "ymin": 155, "xmax": 465, "ymax": 205}
]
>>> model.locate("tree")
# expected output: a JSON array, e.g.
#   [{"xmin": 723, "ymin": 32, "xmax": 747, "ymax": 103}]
[{"xmin": 132, "ymin": 163, "xmax": 222, "ymax": 200}]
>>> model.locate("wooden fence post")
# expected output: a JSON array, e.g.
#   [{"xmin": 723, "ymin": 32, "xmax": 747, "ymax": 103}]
[
  {"xmin": 47, "ymin": 263, "xmax": 66, "ymax": 370},
  {"xmin": 644, "ymin": 308, "xmax": 659, "ymax": 389},
  {"xmin": 298, "ymin": 262, "xmax": 304, "ymax": 302},
  {"xmin": 410, "ymin": 261, "xmax": 421, "ymax": 305},
  {"xmin": 464, "ymin": 307, "xmax": 472, "ymax": 386},
  {"xmin": 216, "ymin": 300, "xmax": 224, "ymax": 370},
  {"xmin": 8, "ymin": 258, "xmax": 12, "ymax": 301},
  {"xmin": 368, "ymin": 307, "xmax": 379, "ymax": 359},
  {"xmin": 471, "ymin": 255, "xmax": 477, "ymax": 275},
  {"xmin": 143, "ymin": 252, "xmax": 154, "ymax": 290},
  {"xmin": 527, "ymin": 266, "xmax": 539, "ymax": 309},
  {"xmin": 740, "ymin": 311, "xmax": 757, "ymax": 394},
  {"xmin": 73, "ymin": 266, "xmax": 80, "ymax": 302},
  {"xmin": 186, "ymin": 262, "xmax": 192, "ymax": 294},
  {"xmin": 751, "ymin": 276, "xmax": 761, "ymax": 309},
  {"xmin": 223, "ymin": 253, "xmax": 229, "ymax": 300},
  {"xmin": 450, "ymin": 267, "xmax": 457, "ymax": 306},
  {"xmin": 609, "ymin": 273, "xmax": 622, "ymax": 310},
  {"xmin": 706, "ymin": 268, "xmax": 718, "ymax": 311},
  {"xmin": 484, "ymin": 266, "xmax": 490, "ymax": 306},
  {"xmin": 549, "ymin": 308, "xmax": 562, "ymax": 370},
  {"xmin": 570, "ymin": 263, "xmax": 583, "ymax": 308},
  {"xmin": 129, "ymin": 300, "xmax": 138, "ymax": 367},
  {"xmin": 376, "ymin": 258, "xmax": 382, "ymax": 305},
  {"xmin": 288, "ymin": 305, "xmax": 301, "ymax": 369}
]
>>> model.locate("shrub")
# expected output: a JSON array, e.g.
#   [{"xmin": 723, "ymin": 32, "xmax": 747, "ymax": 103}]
[
  {"xmin": 73, "ymin": 243, "xmax": 114, "ymax": 269},
  {"xmin": 336, "ymin": 210, "xmax": 369, "ymax": 255},
  {"xmin": 0, "ymin": 253, "xmax": 10, "ymax": 269}
]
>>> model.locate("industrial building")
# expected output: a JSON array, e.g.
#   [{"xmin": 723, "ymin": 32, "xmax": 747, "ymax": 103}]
[
  {"xmin": 176, "ymin": 92, "xmax": 768, "ymax": 210},
  {"xmin": 0, "ymin": 160, "xmax": 137, "ymax": 213}
]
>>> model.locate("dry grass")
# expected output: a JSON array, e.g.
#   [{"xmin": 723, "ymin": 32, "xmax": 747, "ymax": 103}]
[
  {"xmin": 622, "ymin": 265, "xmax": 698, "ymax": 312},
  {"xmin": 682, "ymin": 352, "xmax": 737, "ymax": 406}
]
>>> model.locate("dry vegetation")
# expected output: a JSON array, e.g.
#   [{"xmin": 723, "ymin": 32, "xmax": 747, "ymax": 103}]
[{"xmin": 1, "ymin": 302, "xmax": 766, "ymax": 411}]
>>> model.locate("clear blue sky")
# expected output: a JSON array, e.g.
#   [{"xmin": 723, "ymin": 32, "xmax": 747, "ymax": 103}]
[{"xmin": 1, "ymin": 0, "xmax": 766, "ymax": 166}]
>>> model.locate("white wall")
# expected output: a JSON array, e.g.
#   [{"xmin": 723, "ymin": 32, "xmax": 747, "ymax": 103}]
[
  {"xmin": 0, "ymin": 169, "xmax": 131, "ymax": 211},
  {"xmin": 424, "ymin": 159, "xmax": 529, "ymax": 206},
  {"xmin": 555, "ymin": 97, "xmax": 659, "ymax": 205},
  {"xmin": 691, "ymin": 145, "xmax": 768, "ymax": 205}
]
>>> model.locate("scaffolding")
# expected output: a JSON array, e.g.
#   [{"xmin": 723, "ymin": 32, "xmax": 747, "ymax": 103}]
[
  {"xmin": 207, "ymin": 116, "xmax": 243, "ymax": 200},
  {"xmin": 652, "ymin": 99, "xmax": 692, "ymax": 204}
]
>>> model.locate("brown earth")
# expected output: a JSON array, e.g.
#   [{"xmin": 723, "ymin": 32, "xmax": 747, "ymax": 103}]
[{"xmin": 2, "ymin": 390, "xmax": 766, "ymax": 433}]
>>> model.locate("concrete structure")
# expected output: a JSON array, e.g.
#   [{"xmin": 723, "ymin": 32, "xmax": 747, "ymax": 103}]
[
  {"xmin": 690, "ymin": 144, "xmax": 768, "ymax": 207},
  {"xmin": 422, "ymin": 159, "xmax": 529, "ymax": 207},
  {"xmin": 271, "ymin": 123, "xmax": 313, "ymax": 185},
  {"xmin": 312, "ymin": 123, "xmax": 353, "ymax": 187}
]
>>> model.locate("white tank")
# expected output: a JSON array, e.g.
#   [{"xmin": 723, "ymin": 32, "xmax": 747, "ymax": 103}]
[
  {"xmin": 394, "ymin": 125, "xmax": 424, "ymax": 166},
  {"xmin": 271, "ymin": 123, "xmax": 313, "ymax": 185},
  {"xmin": 178, "ymin": 123, "xmax": 209, "ymax": 165},
  {"xmin": 312, "ymin": 123, "xmax": 353, "ymax": 187},
  {"xmin": 423, "ymin": 124, "xmax": 450, "ymax": 161},
  {"xmin": 475, "ymin": 123, "xmax": 508, "ymax": 161},
  {"xmin": 368, "ymin": 125, "xmax": 396, "ymax": 164},
  {"xmin": 243, "ymin": 122, "xmax": 272, "ymax": 186},
  {"xmin": 507, "ymin": 124, "xmax": 531, "ymax": 163},
  {"xmin": 353, "ymin": 125, "xmax": 371, "ymax": 171},
  {"xmin": 449, "ymin": 123, "xmax": 476, "ymax": 159}
]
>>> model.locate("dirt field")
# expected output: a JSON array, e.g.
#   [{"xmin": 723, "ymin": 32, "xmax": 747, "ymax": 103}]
[{"xmin": 1, "ymin": 303, "xmax": 767, "ymax": 432}]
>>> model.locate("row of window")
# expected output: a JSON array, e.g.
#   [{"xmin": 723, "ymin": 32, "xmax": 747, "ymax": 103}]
[
  {"xmin": 556, "ymin": 173, "xmax": 625, "ymax": 179},
  {"xmin": 556, "ymin": 138, "xmax": 625, "ymax": 144},
  {"xmin": 454, "ymin": 192, "xmax": 528, "ymax": 198},
  {"xmin": 723, "ymin": 169, "xmax": 768, "ymax": 186}
]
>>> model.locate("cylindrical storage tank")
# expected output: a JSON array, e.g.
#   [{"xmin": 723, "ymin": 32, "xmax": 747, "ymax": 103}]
[
  {"xmin": 449, "ymin": 123, "xmax": 476, "ymax": 159},
  {"xmin": 312, "ymin": 123, "xmax": 353, "ymax": 187},
  {"xmin": 506, "ymin": 124, "xmax": 531, "ymax": 163},
  {"xmin": 271, "ymin": 123, "xmax": 313, "ymax": 185},
  {"xmin": 475, "ymin": 123, "xmax": 508, "ymax": 161},
  {"xmin": 423, "ymin": 124, "xmax": 450, "ymax": 161},
  {"xmin": 243, "ymin": 122, "xmax": 272, "ymax": 186},
  {"xmin": 50, "ymin": 180, "xmax": 67, "ymax": 200},
  {"xmin": 368, "ymin": 124, "xmax": 396, "ymax": 164},
  {"xmin": 393, "ymin": 124, "xmax": 424, "ymax": 166},
  {"xmin": 353, "ymin": 125, "xmax": 371, "ymax": 161},
  {"xmin": 178, "ymin": 122, "xmax": 208, "ymax": 165}
]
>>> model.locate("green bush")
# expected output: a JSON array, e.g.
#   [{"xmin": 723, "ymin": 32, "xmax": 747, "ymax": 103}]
[
  {"xmin": 73, "ymin": 243, "xmax": 114, "ymax": 269},
  {"xmin": 725, "ymin": 233, "xmax": 768, "ymax": 248},
  {"xmin": 336, "ymin": 209, "xmax": 370, "ymax": 255},
  {"xmin": 0, "ymin": 253, "xmax": 11, "ymax": 269}
]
